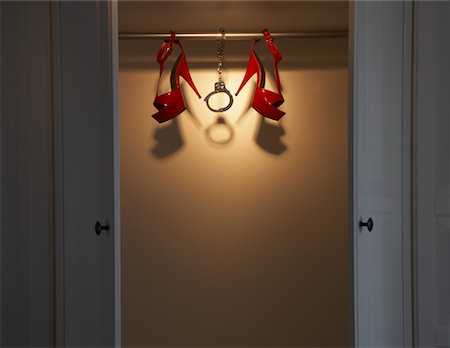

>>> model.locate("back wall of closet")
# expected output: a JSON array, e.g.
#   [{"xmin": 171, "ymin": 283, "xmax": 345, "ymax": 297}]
[{"xmin": 118, "ymin": 1, "xmax": 349, "ymax": 346}]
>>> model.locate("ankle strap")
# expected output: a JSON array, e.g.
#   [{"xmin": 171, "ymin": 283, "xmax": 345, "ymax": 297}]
[
  {"xmin": 156, "ymin": 31, "xmax": 185, "ymax": 73},
  {"xmin": 156, "ymin": 31, "xmax": 177, "ymax": 64},
  {"xmin": 260, "ymin": 28, "xmax": 282, "ymax": 93},
  {"xmin": 155, "ymin": 31, "xmax": 185, "ymax": 98},
  {"xmin": 262, "ymin": 28, "xmax": 282, "ymax": 63}
]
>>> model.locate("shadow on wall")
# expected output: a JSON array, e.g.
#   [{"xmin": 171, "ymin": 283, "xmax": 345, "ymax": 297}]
[
  {"xmin": 150, "ymin": 118, "xmax": 184, "ymax": 158},
  {"xmin": 123, "ymin": 37, "xmax": 346, "ymax": 160},
  {"xmin": 150, "ymin": 114, "xmax": 287, "ymax": 159},
  {"xmin": 150, "ymin": 78, "xmax": 287, "ymax": 159},
  {"xmin": 255, "ymin": 117, "xmax": 287, "ymax": 155}
]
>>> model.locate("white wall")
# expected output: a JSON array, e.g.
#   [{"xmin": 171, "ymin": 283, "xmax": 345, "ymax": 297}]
[{"xmin": 119, "ymin": 2, "xmax": 349, "ymax": 346}]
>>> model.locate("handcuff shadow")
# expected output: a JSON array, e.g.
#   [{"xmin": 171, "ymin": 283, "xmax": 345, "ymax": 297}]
[
  {"xmin": 254, "ymin": 116, "xmax": 287, "ymax": 155},
  {"xmin": 149, "ymin": 49, "xmax": 285, "ymax": 157},
  {"xmin": 150, "ymin": 118, "xmax": 184, "ymax": 159}
]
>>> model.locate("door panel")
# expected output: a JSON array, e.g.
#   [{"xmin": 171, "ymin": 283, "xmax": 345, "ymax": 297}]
[
  {"xmin": 352, "ymin": 1, "xmax": 411, "ymax": 346},
  {"xmin": 1, "ymin": 2, "xmax": 54, "ymax": 346},
  {"xmin": 55, "ymin": 1, "xmax": 118, "ymax": 346},
  {"xmin": 415, "ymin": 2, "xmax": 450, "ymax": 347}
]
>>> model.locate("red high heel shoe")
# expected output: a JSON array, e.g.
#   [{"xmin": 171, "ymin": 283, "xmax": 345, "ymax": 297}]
[
  {"xmin": 152, "ymin": 31, "xmax": 201, "ymax": 123},
  {"xmin": 235, "ymin": 28, "xmax": 285, "ymax": 121}
]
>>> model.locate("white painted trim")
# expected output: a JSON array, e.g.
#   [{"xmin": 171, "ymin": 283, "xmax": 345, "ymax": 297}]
[
  {"xmin": 401, "ymin": 2, "xmax": 413, "ymax": 346},
  {"xmin": 350, "ymin": 1, "xmax": 359, "ymax": 345},
  {"xmin": 411, "ymin": 2, "xmax": 419, "ymax": 345},
  {"xmin": 51, "ymin": 2, "xmax": 65, "ymax": 345},
  {"xmin": 110, "ymin": 1, "xmax": 121, "ymax": 346},
  {"xmin": 348, "ymin": 1, "xmax": 356, "ymax": 346},
  {"xmin": 0, "ymin": 2, "xmax": 3, "ymax": 342}
]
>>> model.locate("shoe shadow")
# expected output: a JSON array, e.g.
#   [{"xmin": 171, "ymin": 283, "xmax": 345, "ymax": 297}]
[
  {"xmin": 150, "ymin": 118, "xmax": 184, "ymax": 159},
  {"xmin": 255, "ymin": 117, "xmax": 287, "ymax": 155}
]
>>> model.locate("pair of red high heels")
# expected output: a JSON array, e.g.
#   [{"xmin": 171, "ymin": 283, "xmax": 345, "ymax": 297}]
[{"xmin": 152, "ymin": 29, "xmax": 285, "ymax": 123}]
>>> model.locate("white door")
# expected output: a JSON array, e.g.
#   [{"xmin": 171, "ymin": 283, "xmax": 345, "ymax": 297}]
[
  {"xmin": 53, "ymin": 1, "xmax": 119, "ymax": 346},
  {"xmin": 415, "ymin": 2, "xmax": 450, "ymax": 347},
  {"xmin": 352, "ymin": 1, "xmax": 412, "ymax": 346}
]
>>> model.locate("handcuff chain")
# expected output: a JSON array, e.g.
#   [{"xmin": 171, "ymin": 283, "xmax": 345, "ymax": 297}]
[
  {"xmin": 217, "ymin": 28, "xmax": 225, "ymax": 83},
  {"xmin": 204, "ymin": 28, "xmax": 233, "ymax": 113}
]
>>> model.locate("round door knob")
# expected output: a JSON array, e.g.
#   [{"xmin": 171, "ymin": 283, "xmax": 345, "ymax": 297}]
[
  {"xmin": 359, "ymin": 218, "xmax": 374, "ymax": 232},
  {"xmin": 95, "ymin": 221, "xmax": 110, "ymax": 236}
]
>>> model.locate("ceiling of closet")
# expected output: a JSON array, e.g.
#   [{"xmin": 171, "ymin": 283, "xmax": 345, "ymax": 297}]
[{"xmin": 118, "ymin": 1, "xmax": 349, "ymax": 33}]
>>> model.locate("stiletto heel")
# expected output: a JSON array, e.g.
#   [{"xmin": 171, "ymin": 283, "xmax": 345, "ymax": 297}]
[
  {"xmin": 235, "ymin": 52, "xmax": 260, "ymax": 96},
  {"xmin": 235, "ymin": 28, "xmax": 285, "ymax": 121},
  {"xmin": 152, "ymin": 31, "xmax": 201, "ymax": 123},
  {"xmin": 177, "ymin": 55, "xmax": 201, "ymax": 98}
]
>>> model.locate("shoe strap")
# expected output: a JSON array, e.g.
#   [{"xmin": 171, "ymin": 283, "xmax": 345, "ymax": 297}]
[
  {"xmin": 262, "ymin": 28, "xmax": 282, "ymax": 63},
  {"xmin": 155, "ymin": 31, "xmax": 186, "ymax": 98},
  {"xmin": 156, "ymin": 31, "xmax": 186, "ymax": 74},
  {"xmin": 156, "ymin": 31, "xmax": 176, "ymax": 65},
  {"xmin": 262, "ymin": 28, "xmax": 283, "ymax": 94}
]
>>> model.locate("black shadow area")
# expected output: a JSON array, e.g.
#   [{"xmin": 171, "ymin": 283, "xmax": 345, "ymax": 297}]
[
  {"xmin": 255, "ymin": 117, "xmax": 287, "ymax": 155},
  {"xmin": 151, "ymin": 118, "xmax": 184, "ymax": 159}
]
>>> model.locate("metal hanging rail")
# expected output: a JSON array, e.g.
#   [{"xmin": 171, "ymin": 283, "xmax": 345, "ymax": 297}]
[{"xmin": 118, "ymin": 31, "xmax": 348, "ymax": 41}]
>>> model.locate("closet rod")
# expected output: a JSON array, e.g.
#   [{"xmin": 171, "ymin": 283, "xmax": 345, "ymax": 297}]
[{"xmin": 119, "ymin": 31, "xmax": 348, "ymax": 41}]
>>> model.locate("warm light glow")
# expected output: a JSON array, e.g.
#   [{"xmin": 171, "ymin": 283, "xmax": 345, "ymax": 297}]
[
  {"xmin": 119, "ymin": 32, "xmax": 349, "ymax": 347},
  {"xmin": 120, "ymin": 62, "xmax": 348, "ymax": 223}
]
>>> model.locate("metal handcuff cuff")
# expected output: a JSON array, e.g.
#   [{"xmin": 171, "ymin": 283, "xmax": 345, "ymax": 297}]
[{"xmin": 204, "ymin": 28, "xmax": 233, "ymax": 112}]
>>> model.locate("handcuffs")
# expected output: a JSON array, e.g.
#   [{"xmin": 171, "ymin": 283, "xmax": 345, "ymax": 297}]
[{"xmin": 204, "ymin": 28, "xmax": 234, "ymax": 113}]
